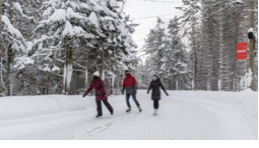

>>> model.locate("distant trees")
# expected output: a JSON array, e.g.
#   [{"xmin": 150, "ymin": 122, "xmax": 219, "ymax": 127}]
[
  {"xmin": 197, "ymin": 0, "xmax": 254, "ymax": 91},
  {"xmin": 0, "ymin": 0, "xmax": 257, "ymax": 96},
  {"xmin": 141, "ymin": 0, "xmax": 257, "ymax": 91},
  {"xmin": 143, "ymin": 17, "xmax": 192, "ymax": 90}
]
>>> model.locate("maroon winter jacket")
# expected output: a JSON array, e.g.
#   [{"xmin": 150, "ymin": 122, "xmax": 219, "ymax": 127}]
[{"xmin": 85, "ymin": 78, "xmax": 108, "ymax": 100}]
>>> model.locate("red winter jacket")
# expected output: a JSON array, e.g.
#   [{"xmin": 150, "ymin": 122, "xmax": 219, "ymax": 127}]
[
  {"xmin": 85, "ymin": 78, "xmax": 108, "ymax": 100},
  {"xmin": 122, "ymin": 74, "xmax": 138, "ymax": 94}
]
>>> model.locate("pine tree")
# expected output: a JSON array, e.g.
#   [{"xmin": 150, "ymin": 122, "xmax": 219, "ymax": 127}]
[
  {"xmin": 177, "ymin": 0, "xmax": 201, "ymax": 90},
  {"xmin": 20, "ymin": 0, "xmax": 139, "ymax": 95},
  {"xmin": 32, "ymin": 0, "xmax": 105, "ymax": 95},
  {"xmin": 1, "ymin": 0, "xmax": 26, "ymax": 96},
  {"xmin": 95, "ymin": 1, "xmax": 139, "ymax": 95},
  {"xmin": 143, "ymin": 17, "xmax": 192, "ymax": 90},
  {"xmin": 167, "ymin": 17, "xmax": 192, "ymax": 90},
  {"xmin": 144, "ymin": 18, "xmax": 168, "ymax": 82}
]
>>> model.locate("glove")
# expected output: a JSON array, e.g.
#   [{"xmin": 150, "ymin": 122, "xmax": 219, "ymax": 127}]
[{"xmin": 82, "ymin": 93, "xmax": 87, "ymax": 98}]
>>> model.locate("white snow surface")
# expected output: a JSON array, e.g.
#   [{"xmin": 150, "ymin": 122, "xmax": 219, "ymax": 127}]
[
  {"xmin": 248, "ymin": 28, "xmax": 254, "ymax": 33},
  {"xmin": 89, "ymin": 12, "xmax": 99, "ymax": 28},
  {"xmin": 234, "ymin": 0, "xmax": 243, "ymax": 4},
  {"xmin": 2, "ymin": 15, "xmax": 24, "ymax": 40},
  {"xmin": 0, "ymin": 90, "xmax": 257, "ymax": 140}
]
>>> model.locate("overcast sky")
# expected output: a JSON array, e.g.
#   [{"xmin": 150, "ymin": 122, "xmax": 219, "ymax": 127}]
[{"xmin": 123, "ymin": 0, "xmax": 184, "ymax": 55}]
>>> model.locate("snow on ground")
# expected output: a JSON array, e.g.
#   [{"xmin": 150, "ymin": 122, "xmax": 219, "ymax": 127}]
[{"xmin": 0, "ymin": 90, "xmax": 257, "ymax": 140}]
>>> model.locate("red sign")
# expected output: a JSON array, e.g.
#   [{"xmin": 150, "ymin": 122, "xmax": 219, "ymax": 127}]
[{"xmin": 236, "ymin": 42, "xmax": 247, "ymax": 60}]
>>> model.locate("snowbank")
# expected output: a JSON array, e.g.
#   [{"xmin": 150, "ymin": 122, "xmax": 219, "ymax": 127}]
[
  {"xmin": 0, "ymin": 95, "xmax": 87, "ymax": 121},
  {"xmin": 0, "ymin": 90, "xmax": 257, "ymax": 140}
]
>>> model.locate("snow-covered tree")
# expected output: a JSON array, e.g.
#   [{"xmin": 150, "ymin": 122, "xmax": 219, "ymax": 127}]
[
  {"xmin": 31, "ymin": 0, "xmax": 105, "ymax": 95},
  {"xmin": 1, "ymin": 0, "xmax": 26, "ymax": 96},
  {"xmin": 143, "ymin": 17, "xmax": 192, "ymax": 90},
  {"xmin": 144, "ymin": 18, "xmax": 168, "ymax": 82},
  {"xmin": 22, "ymin": 0, "xmax": 139, "ymax": 95},
  {"xmin": 0, "ymin": 0, "xmax": 3, "ymax": 96},
  {"xmin": 94, "ymin": 1, "xmax": 139, "ymax": 95},
  {"xmin": 166, "ymin": 17, "xmax": 192, "ymax": 90},
  {"xmin": 177, "ymin": 0, "xmax": 201, "ymax": 90}
]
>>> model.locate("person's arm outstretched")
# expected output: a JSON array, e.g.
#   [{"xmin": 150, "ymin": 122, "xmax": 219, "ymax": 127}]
[
  {"xmin": 147, "ymin": 82, "xmax": 152, "ymax": 94},
  {"xmin": 83, "ymin": 82, "xmax": 94, "ymax": 97},
  {"xmin": 160, "ymin": 82, "xmax": 169, "ymax": 96}
]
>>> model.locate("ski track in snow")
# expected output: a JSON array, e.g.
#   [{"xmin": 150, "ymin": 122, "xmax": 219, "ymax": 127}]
[{"xmin": 0, "ymin": 90, "xmax": 257, "ymax": 140}]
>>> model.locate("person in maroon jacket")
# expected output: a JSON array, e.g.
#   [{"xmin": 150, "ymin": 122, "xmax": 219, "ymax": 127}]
[
  {"xmin": 83, "ymin": 71, "xmax": 113, "ymax": 118},
  {"xmin": 122, "ymin": 70, "xmax": 142, "ymax": 112}
]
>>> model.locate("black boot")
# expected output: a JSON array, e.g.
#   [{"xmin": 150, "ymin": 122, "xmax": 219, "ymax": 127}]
[
  {"xmin": 138, "ymin": 105, "xmax": 142, "ymax": 112},
  {"xmin": 96, "ymin": 114, "xmax": 102, "ymax": 118},
  {"xmin": 111, "ymin": 110, "xmax": 114, "ymax": 115},
  {"xmin": 126, "ymin": 107, "xmax": 131, "ymax": 112}
]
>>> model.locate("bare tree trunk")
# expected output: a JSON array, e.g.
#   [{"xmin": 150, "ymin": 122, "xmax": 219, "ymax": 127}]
[
  {"xmin": 249, "ymin": 0, "xmax": 255, "ymax": 91},
  {"xmin": 0, "ymin": 0, "xmax": 3, "ymax": 96},
  {"xmin": 85, "ymin": 46, "xmax": 89, "ymax": 89},
  {"xmin": 233, "ymin": 4, "xmax": 244, "ymax": 92},
  {"xmin": 176, "ymin": 74, "xmax": 179, "ymax": 91},
  {"xmin": 7, "ymin": 0, "xmax": 13, "ymax": 96},
  {"xmin": 100, "ymin": 50, "xmax": 105, "ymax": 80},
  {"xmin": 7, "ymin": 44, "xmax": 13, "ymax": 96},
  {"xmin": 63, "ymin": 37, "xmax": 73, "ymax": 95},
  {"xmin": 63, "ymin": 38, "xmax": 67, "ymax": 94},
  {"xmin": 110, "ymin": 63, "xmax": 114, "ymax": 95},
  {"xmin": 218, "ymin": 2, "xmax": 224, "ymax": 91},
  {"xmin": 191, "ymin": 3, "xmax": 197, "ymax": 91},
  {"xmin": 207, "ymin": 28, "xmax": 213, "ymax": 91},
  {"xmin": 120, "ymin": 71, "xmax": 124, "ymax": 94}
]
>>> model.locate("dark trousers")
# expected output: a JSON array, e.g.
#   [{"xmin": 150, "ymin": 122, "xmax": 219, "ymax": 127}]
[
  {"xmin": 153, "ymin": 100, "xmax": 159, "ymax": 109},
  {"xmin": 96, "ymin": 99, "xmax": 113, "ymax": 115},
  {"xmin": 126, "ymin": 94, "xmax": 140, "ymax": 108}
]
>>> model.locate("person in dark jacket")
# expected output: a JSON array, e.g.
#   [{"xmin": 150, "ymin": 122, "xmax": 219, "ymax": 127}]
[
  {"xmin": 122, "ymin": 70, "xmax": 142, "ymax": 112},
  {"xmin": 147, "ymin": 74, "xmax": 168, "ymax": 116},
  {"xmin": 83, "ymin": 71, "xmax": 113, "ymax": 118}
]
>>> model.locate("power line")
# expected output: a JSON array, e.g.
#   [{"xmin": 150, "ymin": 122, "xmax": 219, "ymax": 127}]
[
  {"xmin": 124, "ymin": 0, "xmax": 130, "ymax": 11},
  {"xmin": 132, "ymin": 13, "xmax": 181, "ymax": 20},
  {"xmin": 134, "ymin": 39, "xmax": 145, "ymax": 42},
  {"xmin": 138, "ymin": 0, "xmax": 182, "ymax": 3}
]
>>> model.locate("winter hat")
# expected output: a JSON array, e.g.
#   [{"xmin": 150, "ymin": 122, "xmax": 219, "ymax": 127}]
[
  {"xmin": 125, "ymin": 70, "xmax": 129, "ymax": 74},
  {"xmin": 153, "ymin": 73, "xmax": 159, "ymax": 77},
  {"xmin": 93, "ymin": 71, "xmax": 100, "ymax": 77}
]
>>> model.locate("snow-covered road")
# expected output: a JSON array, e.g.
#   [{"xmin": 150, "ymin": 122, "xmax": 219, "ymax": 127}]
[{"xmin": 0, "ymin": 90, "xmax": 257, "ymax": 140}]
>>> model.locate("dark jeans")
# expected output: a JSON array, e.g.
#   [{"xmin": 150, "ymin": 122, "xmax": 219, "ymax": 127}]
[
  {"xmin": 153, "ymin": 100, "xmax": 159, "ymax": 109},
  {"xmin": 126, "ymin": 94, "xmax": 140, "ymax": 108},
  {"xmin": 96, "ymin": 100, "xmax": 113, "ymax": 115}
]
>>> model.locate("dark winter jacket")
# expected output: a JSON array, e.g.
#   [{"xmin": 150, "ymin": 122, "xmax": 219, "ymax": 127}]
[
  {"xmin": 122, "ymin": 74, "xmax": 138, "ymax": 95},
  {"xmin": 147, "ymin": 80, "xmax": 168, "ymax": 100},
  {"xmin": 85, "ymin": 78, "xmax": 108, "ymax": 101}
]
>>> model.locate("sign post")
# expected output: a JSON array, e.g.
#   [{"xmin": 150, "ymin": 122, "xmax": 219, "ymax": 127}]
[{"xmin": 236, "ymin": 42, "xmax": 247, "ymax": 60}]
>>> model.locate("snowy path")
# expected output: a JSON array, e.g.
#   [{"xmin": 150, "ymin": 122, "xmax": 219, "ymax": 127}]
[{"xmin": 0, "ymin": 90, "xmax": 257, "ymax": 140}]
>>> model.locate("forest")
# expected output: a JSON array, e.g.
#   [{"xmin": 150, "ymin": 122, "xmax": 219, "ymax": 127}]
[{"xmin": 0, "ymin": 0, "xmax": 258, "ymax": 97}]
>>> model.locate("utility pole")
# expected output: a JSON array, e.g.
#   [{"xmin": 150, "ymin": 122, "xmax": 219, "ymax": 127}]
[{"xmin": 248, "ymin": 0, "xmax": 256, "ymax": 91}]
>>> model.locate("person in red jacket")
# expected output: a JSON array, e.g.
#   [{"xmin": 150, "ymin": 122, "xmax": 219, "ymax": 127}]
[
  {"xmin": 83, "ymin": 71, "xmax": 113, "ymax": 118},
  {"xmin": 122, "ymin": 70, "xmax": 142, "ymax": 112}
]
